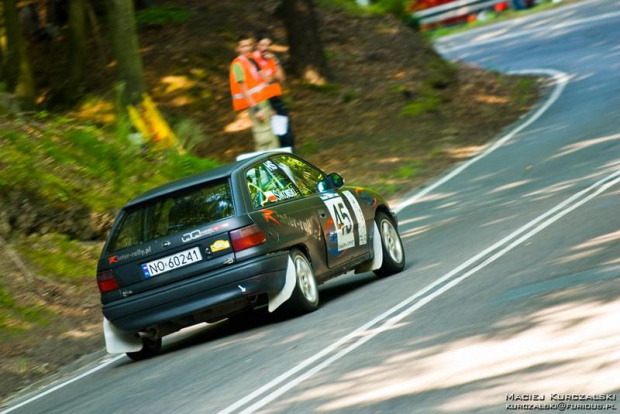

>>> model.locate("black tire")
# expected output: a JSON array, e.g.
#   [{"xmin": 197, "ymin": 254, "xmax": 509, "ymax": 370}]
[
  {"xmin": 373, "ymin": 212, "xmax": 406, "ymax": 277},
  {"xmin": 281, "ymin": 248, "xmax": 319, "ymax": 316},
  {"xmin": 126, "ymin": 336, "xmax": 162, "ymax": 361}
]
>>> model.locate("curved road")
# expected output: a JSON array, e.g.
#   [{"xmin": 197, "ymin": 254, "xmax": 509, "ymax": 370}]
[{"xmin": 4, "ymin": 0, "xmax": 620, "ymax": 412}]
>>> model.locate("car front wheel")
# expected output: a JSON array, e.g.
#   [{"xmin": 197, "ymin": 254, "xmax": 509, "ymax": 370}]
[{"xmin": 373, "ymin": 212, "xmax": 405, "ymax": 277}]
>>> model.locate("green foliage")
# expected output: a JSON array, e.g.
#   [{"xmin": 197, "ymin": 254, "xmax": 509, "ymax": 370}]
[
  {"xmin": 396, "ymin": 161, "xmax": 421, "ymax": 179},
  {"xmin": 135, "ymin": 5, "xmax": 192, "ymax": 27},
  {"xmin": 341, "ymin": 88, "xmax": 357, "ymax": 103},
  {"xmin": 324, "ymin": 49, "xmax": 339, "ymax": 62},
  {"xmin": 425, "ymin": 57, "xmax": 457, "ymax": 90},
  {"xmin": 369, "ymin": 0, "xmax": 407, "ymax": 18},
  {"xmin": 298, "ymin": 138, "xmax": 319, "ymax": 156},
  {"xmin": 0, "ymin": 285, "xmax": 53, "ymax": 338},
  {"xmin": 14, "ymin": 234, "xmax": 102, "ymax": 283},
  {"xmin": 317, "ymin": 0, "xmax": 367, "ymax": 15},
  {"xmin": 173, "ymin": 117, "xmax": 209, "ymax": 154},
  {"xmin": 0, "ymin": 114, "xmax": 219, "ymax": 214},
  {"xmin": 400, "ymin": 93, "xmax": 442, "ymax": 117},
  {"xmin": 513, "ymin": 77, "xmax": 536, "ymax": 104}
]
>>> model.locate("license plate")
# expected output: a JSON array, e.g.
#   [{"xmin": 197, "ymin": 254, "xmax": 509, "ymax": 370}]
[{"xmin": 141, "ymin": 247, "xmax": 203, "ymax": 278}]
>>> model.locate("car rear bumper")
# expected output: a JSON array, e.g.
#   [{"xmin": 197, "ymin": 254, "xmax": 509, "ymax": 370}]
[{"xmin": 103, "ymin": 251, "xmax": 289, "ymax": 333}]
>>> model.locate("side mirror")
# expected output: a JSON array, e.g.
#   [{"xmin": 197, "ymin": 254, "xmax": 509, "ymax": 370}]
[
  {"xmin": 327, "ymin": 173, "xmax": 344, "ymax": 189},
  {"xmin": 316, "ymin": 173, "xmax": 345, "ymax": 193}
]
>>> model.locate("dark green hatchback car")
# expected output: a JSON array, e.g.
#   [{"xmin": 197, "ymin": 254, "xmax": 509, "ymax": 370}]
[{"xmin": 97, "ymin": 152, "xmax": 405, "ymax": 360}]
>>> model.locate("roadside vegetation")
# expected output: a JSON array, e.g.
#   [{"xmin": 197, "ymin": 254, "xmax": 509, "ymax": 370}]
[{"xmin": 0, "ymin": 0, "xmax": 541, "ymax": 403}]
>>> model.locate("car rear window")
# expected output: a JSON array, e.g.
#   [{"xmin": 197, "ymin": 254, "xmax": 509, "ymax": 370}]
[{"xmin": 107, "ymin": 180, "xmax": 234, "ymax": 253}]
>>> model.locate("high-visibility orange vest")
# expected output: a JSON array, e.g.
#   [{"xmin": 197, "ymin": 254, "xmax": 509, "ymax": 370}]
[
  {"xmin": 229, "ymin": 56, "xmax": 266, "ymax": 111},
  {"xmin": 251, "ymin": 51, "xmax": 283, "ymax": 100}
]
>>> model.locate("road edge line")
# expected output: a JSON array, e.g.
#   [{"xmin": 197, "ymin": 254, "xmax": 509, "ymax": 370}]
[{"xmin": 0, "ymin": 355, "xmax": 125, "ymax": 414}]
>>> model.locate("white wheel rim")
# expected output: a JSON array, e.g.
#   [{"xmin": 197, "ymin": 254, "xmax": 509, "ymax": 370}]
[
  {"xmin": 381, "ymin": 220, "xmax": 403, "ymax": 264},
  {"xmin": 295, "ymin": 255, "xmax": 317, "ymax": 303}
]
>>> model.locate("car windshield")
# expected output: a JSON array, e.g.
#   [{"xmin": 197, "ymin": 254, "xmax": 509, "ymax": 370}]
[{"xmin": 107, "ymin": 180, "xmax": 234, "ymax": 253}]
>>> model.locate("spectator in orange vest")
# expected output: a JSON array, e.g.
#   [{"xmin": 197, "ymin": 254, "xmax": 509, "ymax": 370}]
[
  {"xmin": 253, "ymin": 33, "xmax": 295, "ymax": 150},
  {"xmin": 229, "ymin": 35, "xmax": 279, "ymax": 151}
]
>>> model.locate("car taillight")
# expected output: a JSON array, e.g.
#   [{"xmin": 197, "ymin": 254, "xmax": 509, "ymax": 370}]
[
  {"xmin": 230, "ymin": 224, "xmax": 266, "ymax": 252},
  {"xmin": 97, "ymin": 269, "xmax": 119, "ymax": 294}
]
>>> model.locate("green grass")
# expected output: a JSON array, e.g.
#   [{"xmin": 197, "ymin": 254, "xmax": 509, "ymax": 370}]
[
  {"xmin": 401, "ymin": 94, "xmax": 442, "ymax": 117},
  {"xmin": 0, "ymin": 114, "xmax": 219, "ymax": 214},
  {"xmin": 512, "ymin": 77, "xmax": 537, "ymax": 104},
  {"xmin": 0, "ymin": 285, "xmax": 53, "ymax": 338},
  {"xmin": 14, "ymin": 234, "xmax": 102, "ymax": 283},
  {"xmin": 316, "ymin": 0, "xmax": 368, "ymax": 15},
  {"xmin": 396, "ymin": 162, "xmax": 422, "ymax": 179}
]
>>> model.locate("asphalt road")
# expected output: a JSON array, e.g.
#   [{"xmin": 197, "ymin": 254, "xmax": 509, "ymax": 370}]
[{"xmin": 4, "ymin": 0, "xmax": 620, "ymax": 413}]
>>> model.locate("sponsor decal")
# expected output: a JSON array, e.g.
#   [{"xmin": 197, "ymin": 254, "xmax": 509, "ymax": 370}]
[
  {"xmin": 273, "ymin": 188, "xmax": 298, "ymax": 200},
  {"xmin": 276, "ymin": 214, "xmax": 315, "ymax": 234},
  {"xmin": 264, "ymin": 160, "xmax": 278, "ymax": 171},
  {"xmin": 322, "ymin": 195, "xmax": 355, "ymax": 251},
  {"xmin": 264, "ymin": 191, "xmax": 278, "ymax": 203},
  {"xmin": 182, "ymin": 229, "xmax": 203, "ymax": 243},
  {"xmin": 320, "ymin": 192, "xmax": 339, "ymax": 201},
  {"xmin": 262, "ymin": 209, "xmax": 281, "ymax": 225},
  {"xmin": 181, "ymin": 223, "xmax": 230, "ymax": 243},
  {"xmin": 261, "ymin": 210, "xmax": 315, "ymax": 234},
  {"xmin": 355, "ymin": 187, "xmax": 377, "ymax": 207},
  {"xmin": 210, "ymin": 239, "xmax": 231, "ymax": 253},
  {"xmin": 109, "ymin": 246, "xmax": 152, "ymax": 264},
  {"xmin": 344, "ymin": 191, "xmax": 368, "ymax": 246}
]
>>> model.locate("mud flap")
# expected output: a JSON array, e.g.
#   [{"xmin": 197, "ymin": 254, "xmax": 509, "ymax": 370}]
[
  {"xmin": 267, "ymin": 256, "xmax": 297, "ymax": 312},
  {"xmin": 103, "ymin": 317, "xmax": 143, "ymax": 354},
  {"xmin": 355, "ymin": 221, "xmax": 383, "ymax": 273},
  {"xmin": 370, "ymin": 221, "xmax": 384, "ymax": 270}
]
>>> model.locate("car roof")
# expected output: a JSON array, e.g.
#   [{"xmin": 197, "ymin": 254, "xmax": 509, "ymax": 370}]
[{"xmin": 124, "ymin": 151, "xmax": 290, "ymax": 208}]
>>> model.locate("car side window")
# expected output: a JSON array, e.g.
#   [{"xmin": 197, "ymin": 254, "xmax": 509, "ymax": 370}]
[
  {"xmin": 246, "ymin": 160, "xmax": 301, "ymax": 208},
  {"xmin": 271, "ymin": 155, "xmax": 325, "ymax": 196}
]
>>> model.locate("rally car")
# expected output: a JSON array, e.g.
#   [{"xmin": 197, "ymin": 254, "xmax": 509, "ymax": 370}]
[{"xmin": 97, "ymin": 152, "xmax": 405, "ymax": 360}]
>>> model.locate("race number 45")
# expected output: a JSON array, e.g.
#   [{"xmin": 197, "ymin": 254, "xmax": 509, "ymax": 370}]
[{"xmin": 324, "ymin": 196, "xmax": 355, "ymax": 251}]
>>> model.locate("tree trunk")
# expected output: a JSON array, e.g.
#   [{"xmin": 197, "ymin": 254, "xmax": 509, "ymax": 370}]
[
  {"xmin": 2, "ymin": 0, "xmax": 36, "ymax": 110},
  {"xmin": 63, "ymin": 0, "xmax": 86, "ymax": 103},
  {"xmin": 281, "ymin": 0, "xmax": 329, "ymax": 84},
  {"xmin": 107, "ymin": 0, "xmax": 145, "ymax": 105}
]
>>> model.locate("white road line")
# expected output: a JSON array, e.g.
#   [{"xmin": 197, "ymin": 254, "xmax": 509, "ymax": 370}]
[
  {"xmin": 438, "ymin": 0, "xmax": 603, "ymax": 43},
  {"xmin": 0, "ymin": 355, "xmax": 125, "ymax": 414},
  {"xmin": 396, "ymin": 69, "xmax": 569, "ymax": 213},
  {"xmin": 218, "ymin": 169, "xmax": 620, "ymax": 413},
  {"xmin": 438, "ymin": 9, "xmax": 620, "ymax": 53}
]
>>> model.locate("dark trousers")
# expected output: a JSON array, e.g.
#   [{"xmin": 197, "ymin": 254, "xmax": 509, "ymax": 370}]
[{"xmin": 269, "ymin": 96, "xmax": 295, "ymax": 149}]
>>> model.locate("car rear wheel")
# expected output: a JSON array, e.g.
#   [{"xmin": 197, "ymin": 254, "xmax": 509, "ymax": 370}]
[
  {"xmin": 126, "ymin": 335, "xmax": 162, "ymax": 361},
  {"xmin": 282, "ymin": 248, "xmax": 319, "ymax": 315},
  {"xmin": 373, "ymin": 212, "xmax": 405, "ymax": 277}
]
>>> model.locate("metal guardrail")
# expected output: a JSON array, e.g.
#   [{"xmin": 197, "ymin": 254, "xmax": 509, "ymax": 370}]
[{"xmin": 414, "ymin": 0, "xmax": 508, "ymax": 25}]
